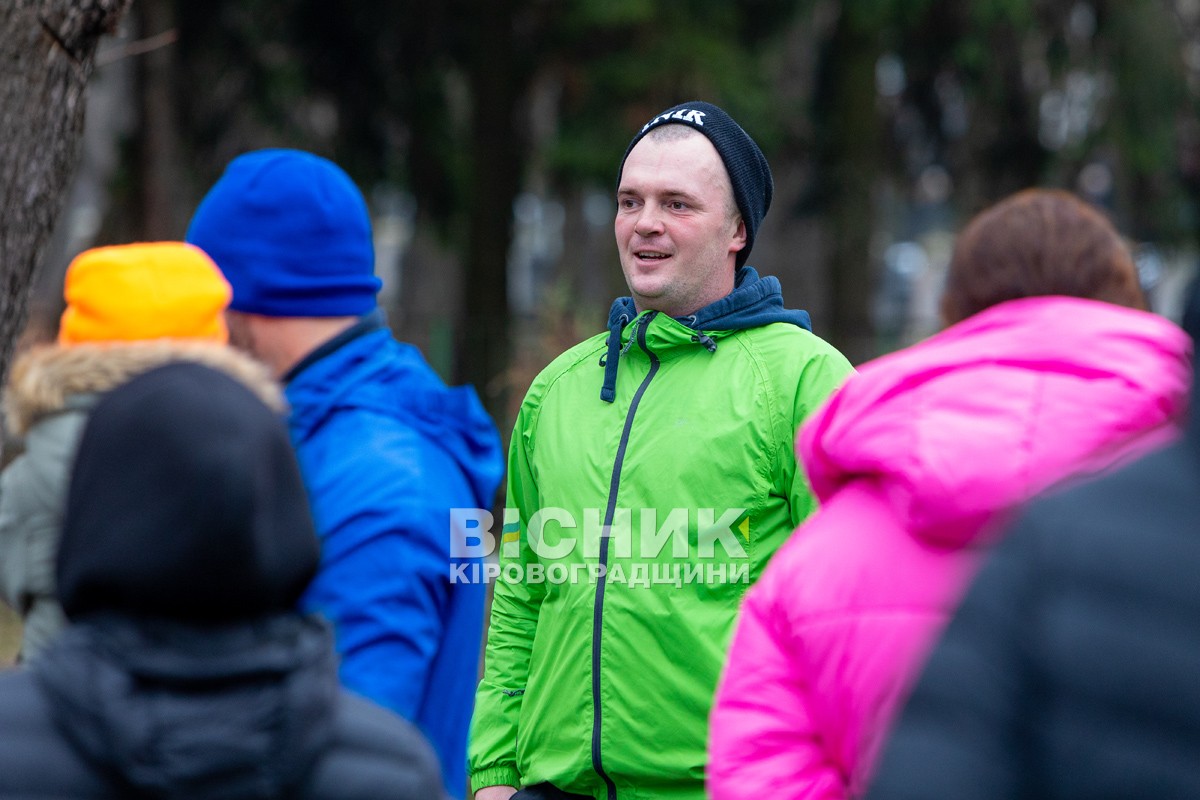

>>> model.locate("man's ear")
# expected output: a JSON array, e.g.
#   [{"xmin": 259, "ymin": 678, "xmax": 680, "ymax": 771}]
[{"xmin": 729, "ymin": 216, "xmax": 747, "ymax": 255}]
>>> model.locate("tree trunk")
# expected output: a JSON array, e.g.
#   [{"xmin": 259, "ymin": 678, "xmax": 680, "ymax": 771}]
[
  {"xmin": 816, "ymin": 6, "xmax": 883, "ymax": 365},
  {"xmin": 459, "ymin": 0, "xmax": 523, "ymax": 426},
  {"xmin": 136, "ymin": 0, "xmax": 180, "ymax": 239},
  {"xmin": 0, "ymin": 0, "xmax": 132, "ymax": 399}
]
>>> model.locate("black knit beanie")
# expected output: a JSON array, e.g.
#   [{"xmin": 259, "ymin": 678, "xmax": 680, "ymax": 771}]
[
  {"xmin": 617, "ymin": 101, "xmax": 773, "ymax": 269},
  {"xmin": 57, "ymin": 362, "xmax": 320, "ymax": 623}
]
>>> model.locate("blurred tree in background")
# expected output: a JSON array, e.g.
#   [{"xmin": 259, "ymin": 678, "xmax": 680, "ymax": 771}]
[
  {"xmin": 0, "ymin": 0, "xmax": 131, "ymax": 390},
  {"xmin": 15, "ymin": 0, "xmax": 1200, "ymax": 432},
  {"xmin": 0, "ymin": 0, "xmax": 133, "ymax": 664}
]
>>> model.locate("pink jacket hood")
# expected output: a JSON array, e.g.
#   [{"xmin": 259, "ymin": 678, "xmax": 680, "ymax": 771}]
[
  {"xmin": 708, "ymin": 296, "xmax": 1191, "ymax": 800},
  {"xmin": 799, "ymin": 296, "xmax": 1192, "ymax": 546}
]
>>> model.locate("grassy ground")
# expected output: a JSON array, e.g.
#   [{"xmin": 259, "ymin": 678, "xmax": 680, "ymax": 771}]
[{"xmin": 0, "ymin": 604, "xmax": 21, "ymax": 666}]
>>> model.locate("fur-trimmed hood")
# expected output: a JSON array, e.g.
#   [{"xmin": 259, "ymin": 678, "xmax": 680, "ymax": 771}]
[{"xmin": 5, "ymin": 342, "xmax": 283, "ymax": 437}]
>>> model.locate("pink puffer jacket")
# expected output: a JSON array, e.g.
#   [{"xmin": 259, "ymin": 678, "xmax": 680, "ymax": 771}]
[{"xmin": 707, "ymin": 296, "xmax": 1192, "ymax": 800}]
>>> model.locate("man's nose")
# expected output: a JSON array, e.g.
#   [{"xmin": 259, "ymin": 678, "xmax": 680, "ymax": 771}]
[{"xmin": 634, "ymin": 204, "xmax": 665, "ymax": 236}]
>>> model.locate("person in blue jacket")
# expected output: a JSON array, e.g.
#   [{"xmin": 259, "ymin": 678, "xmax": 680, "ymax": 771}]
[{"xmin": 186, "ymin": 148, "xmax": 504, "ymax": 798}]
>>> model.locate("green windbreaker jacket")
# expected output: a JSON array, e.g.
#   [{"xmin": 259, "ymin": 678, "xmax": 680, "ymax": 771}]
[{"xmin": 470, "ymin": 272, "xmax": 853, "ymax": 800}]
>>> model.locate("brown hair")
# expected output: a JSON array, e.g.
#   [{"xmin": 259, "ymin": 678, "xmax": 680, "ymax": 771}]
[{"xmin": 940, "ymin": 188, "xmax": 1145, "ymax": 325}]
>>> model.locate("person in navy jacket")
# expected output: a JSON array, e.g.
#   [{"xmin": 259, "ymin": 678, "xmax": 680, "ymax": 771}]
[{"xmin": 0, "ymin": 362, "xmax": 446, "ymax": 800}]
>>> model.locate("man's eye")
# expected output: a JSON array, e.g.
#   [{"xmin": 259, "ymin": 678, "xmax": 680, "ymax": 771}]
[
  {"xmin": 619, "ymin": 198, "xmax": 639, "ymax": 209},
  {"xmin": 668, "ymin": 201, "xmax": 688, "ymax": 211}
]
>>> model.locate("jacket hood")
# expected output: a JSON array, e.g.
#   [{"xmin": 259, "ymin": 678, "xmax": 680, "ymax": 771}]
[
  {"xmin": 57, "ymin": 363, "xmax": 320, "ymax": 623},
  {"xmin": 34, "ymin": 615, "xmax": 337, "ymax": 798},
  {"xmin": 5, "ymin": 341, "xmax": 283, "ymax": 437},
  {"xmin": 600, "ymin": 266, "xmax": 812, "ymax": 401},
  {"xmin": 287, "ymin": 329, "xmax": 503, "ymax": 508},
  {"xmin": 799, "ymin": 296, "xmax": 1192, "ymax": 546}
]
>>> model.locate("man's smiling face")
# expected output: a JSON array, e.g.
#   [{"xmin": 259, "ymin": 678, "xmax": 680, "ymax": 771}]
[{"xmin": 615, "ymin": 127, "xmax": 746, "ymax": 317}]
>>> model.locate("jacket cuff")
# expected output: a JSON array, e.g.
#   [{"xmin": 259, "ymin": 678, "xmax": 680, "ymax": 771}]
[{"xmin": 470, "ymin": 765, "xmax": 521, "ymax": 794}]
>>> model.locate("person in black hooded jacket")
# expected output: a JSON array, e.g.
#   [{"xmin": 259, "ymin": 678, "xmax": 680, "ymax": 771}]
[{"xmin": 0, "ymin": 361, "xmax": 446, "ymax": 800}]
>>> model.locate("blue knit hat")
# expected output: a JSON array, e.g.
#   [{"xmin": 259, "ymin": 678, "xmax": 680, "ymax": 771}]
[
  {"xmin": 186, "ymin": 149, "xmax": 381, "ymax": 317},
  {"xmin": 617, "ymin": 101, "xmax": 773, "ymax": 269}
]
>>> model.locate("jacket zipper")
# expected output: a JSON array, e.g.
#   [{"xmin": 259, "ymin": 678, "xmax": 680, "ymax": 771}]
[{"xmin": 592, "ymin": 311, "xmax": 659, "ymax": 800}]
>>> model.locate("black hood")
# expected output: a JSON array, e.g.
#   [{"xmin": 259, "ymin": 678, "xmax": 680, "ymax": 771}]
[{"xmin": 57, "ymin": 362, "xmax": 319, "ymax": 623}]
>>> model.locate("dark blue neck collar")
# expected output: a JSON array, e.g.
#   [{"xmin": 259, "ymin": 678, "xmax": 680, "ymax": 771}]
[
  {"xmin": 599, "ymin": 266, "xmax": 812, "ymax": 402},
  {"xmin": 283, "ymin": 308, "xmax": 387, "ymax": 385}
]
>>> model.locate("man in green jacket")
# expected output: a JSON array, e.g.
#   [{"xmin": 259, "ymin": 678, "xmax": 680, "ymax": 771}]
[{"xmin": 469, "ymin": 101, "xmax": 854, "ymax": 800}]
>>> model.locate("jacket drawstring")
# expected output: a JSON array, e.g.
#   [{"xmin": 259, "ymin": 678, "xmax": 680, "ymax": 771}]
[
  {"xmin": 600, "ymin": 313, "xmax": 630, "ymax": 403},
  {"xmin": 602, "ymin": 314, "xmax": 723, "ymax": 401},
  {"xmin": 595, "ymin": 270, "xmax": 812, "ymax": 404},
  {"xmin": 684, "ymin": 315, "xmax": 719, "ymax": 353}
]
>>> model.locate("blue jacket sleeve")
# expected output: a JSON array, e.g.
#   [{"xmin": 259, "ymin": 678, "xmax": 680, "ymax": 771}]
[
  {"xmin": 302, "ymin": 503, "xmax": 449, "ymax": 718},
  {"xmin": 295, "ymin": 414, "xmax": 455, "ymax": 720}
]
